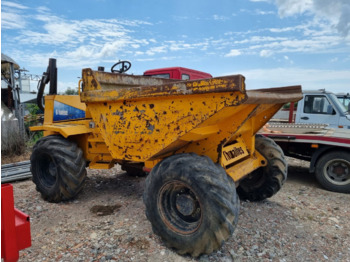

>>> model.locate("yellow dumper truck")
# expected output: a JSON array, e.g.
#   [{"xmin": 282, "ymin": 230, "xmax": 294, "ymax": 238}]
[{"xmin": 31, "ymin": 60, "xmax": 302, "ymax": 256}]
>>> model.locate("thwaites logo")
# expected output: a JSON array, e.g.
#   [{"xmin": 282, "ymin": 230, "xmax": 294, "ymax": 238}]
[{"xmin": 223, "ymin": 146, "xmax": 245, "ymax": 161}]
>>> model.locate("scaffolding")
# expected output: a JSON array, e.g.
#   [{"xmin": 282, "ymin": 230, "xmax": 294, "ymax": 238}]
[{"xmin": 1, "ymin": 53, "xmax": 25, "ymax": 137}]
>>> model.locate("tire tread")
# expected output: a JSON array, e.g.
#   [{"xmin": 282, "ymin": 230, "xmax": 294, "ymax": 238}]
[{"xmin": 31, "ymin": 135, "xmax": 87, "ymax": 202}]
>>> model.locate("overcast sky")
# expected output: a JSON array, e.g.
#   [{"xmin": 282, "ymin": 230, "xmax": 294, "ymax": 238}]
[{"xmin": 2, "ymin": 0, "xmax": 350, "ymax": 93}]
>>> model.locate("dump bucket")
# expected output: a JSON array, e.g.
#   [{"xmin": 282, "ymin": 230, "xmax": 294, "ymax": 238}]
[{"xmin": 81, "ymin": 69, "xmax": 302, "ymax": 169}]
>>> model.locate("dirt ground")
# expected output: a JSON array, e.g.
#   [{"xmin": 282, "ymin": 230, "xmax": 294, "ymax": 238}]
[{"xmin": 9, "ymin": 157, "xmax": 350, "ymax": 262}]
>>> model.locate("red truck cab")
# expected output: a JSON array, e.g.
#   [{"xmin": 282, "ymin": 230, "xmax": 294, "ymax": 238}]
[{"xmin": 143, "ymin": 67, "xmax": 212, "ymax": 80}]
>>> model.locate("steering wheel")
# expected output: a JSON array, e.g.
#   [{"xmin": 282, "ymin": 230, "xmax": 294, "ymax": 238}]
[{"xmin": 111, "ymin": 61, "xmax": 131, "ymax": 73}]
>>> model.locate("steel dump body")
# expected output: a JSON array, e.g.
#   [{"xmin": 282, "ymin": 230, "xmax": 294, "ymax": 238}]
[
  {"xmin": 81, "ymin": 69, "xmax": 244, "ymax": 160},
  {"xmin": 77, "ymin": 69, "xmax": 302, "ymax": 181}
]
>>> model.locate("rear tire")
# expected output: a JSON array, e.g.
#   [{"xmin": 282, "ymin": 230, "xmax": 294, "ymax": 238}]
[
  {"xmin": 315, "ymin": 151, "xmax": 350, "ymax": 193},
  {"xmin": 31, "ymin": 135, "xmax": 87, "ymax": 202},
  {"xmin": 143, "ymin": 153, "xmax": 240, "ymax": 257},
  {"xmin": 237, "ymin": 135, "xmax": 287, "ymax": 201}
]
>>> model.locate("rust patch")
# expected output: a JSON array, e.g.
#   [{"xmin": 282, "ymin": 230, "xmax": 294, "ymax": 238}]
[
  {"xmin": 217, "ymin": 138, "xmax": 227, "ymax": 163},
  {"xmin": 91, "ymin": 79, "xmax": 98, "ymax": 89}
]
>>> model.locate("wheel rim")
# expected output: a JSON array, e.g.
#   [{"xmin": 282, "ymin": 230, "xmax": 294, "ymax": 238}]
[
  {"xmin": 158, "ymin": 181, "xmax": 202, "ymax": 235},
  {"xmin": 36, "ymin": 153, "xmax": 58, "ymax": 188},
  {"xmin": 323, "ymin": 158, "xmax": 350, "ymax": 186}
]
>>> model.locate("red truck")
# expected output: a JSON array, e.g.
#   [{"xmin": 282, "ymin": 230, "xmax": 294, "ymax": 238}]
[{"xmin": 143, "ymin": 67, "xmax": 212, "ymax": 80}]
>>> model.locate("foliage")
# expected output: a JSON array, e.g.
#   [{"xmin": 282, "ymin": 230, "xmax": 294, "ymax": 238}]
[
  {"xmin": 282, "ymin": 102, "xmax": 298, "ymax": 110},
  {"xmin": 26, "ymin": 131, "xmax": 43, "ymax": 147},
  {"xmin": 24, "ymin": 103, "xmax": 44, "ymax": 148},
  {"xmin": 27, "ymin": 103, "xmax": 40, "ymax": 116},
  {"xmin": 64, "ymin": 87, "xmax": 79, "ymax": 95},
  {"xmin": 282, "ymin": 103, "xmax": 290, "ymax": 109}
]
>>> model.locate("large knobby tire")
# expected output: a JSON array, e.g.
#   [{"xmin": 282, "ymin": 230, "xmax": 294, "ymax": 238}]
[
  {"xmin": 315, "ymin": 151, "xmax": 350, "ymax": 193},
  {"xmin": 31, "ymin": 135, "xmax": 87, "ymax": 202},
  {"xmin": 143, "ymin": 153, "xmax": 240, "ymax": 257},
  {"xmin": 237, "ymin": 135, "xmax": 287, "ymax": 201}
]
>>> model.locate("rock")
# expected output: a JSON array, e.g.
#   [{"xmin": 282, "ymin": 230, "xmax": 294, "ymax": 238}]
[
  {"xmin": 199, "ymin": 255, "xmax": 210, "ymax": 262},
  {"xmin": 328, "ymin": 217, "xmax": 339, "ymax": 224},
  {"xmin": 252, "ymin": 245, "xmax": 259, "ymax": 250}
]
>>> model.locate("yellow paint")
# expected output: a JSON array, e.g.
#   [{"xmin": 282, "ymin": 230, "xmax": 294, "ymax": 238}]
[
  {"xmin": 43, "ymin": 96, "xmax": 55, "ymax": 125},
  {"xmin": 30, "ymin": 123, "xmax": 91, "ymax": 138},
  {"xmin": 86, "ymin": 91, "xmax": 246, "ymax": 162},
  {"xmin": 89, "ymin": 155, "xmax": 115, "ymax": 169},
  {"xmin": 172, "ymin": 104, "xmax": 258, "ymax": 163},
  {"xmin": 78, "ymin": 79, "xmax": 83, "ymax": 96},
  {"xmin": 180, "ymin": 125, "xmax": 219, "ymax": 142},
  {"xmin": 144, "ymin": 160, "xmax": 161, "ymax": 170},
  {"xmin": 54, "ymin": 95, "xmax": 86, "ymax": 112},
  {"xmin": 225, "ymin": 150, "xmax": 266, "ymax": 182}
]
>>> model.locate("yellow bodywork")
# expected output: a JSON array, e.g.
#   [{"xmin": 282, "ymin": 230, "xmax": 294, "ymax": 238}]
[{"xmin": 31, "ymin": 69, "xmax": 302, "ymax": 183}]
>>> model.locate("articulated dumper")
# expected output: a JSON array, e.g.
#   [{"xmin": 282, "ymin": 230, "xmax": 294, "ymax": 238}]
[{"xmin": 31, "ymin": 60, "xmax": 302, "ymax": 257}]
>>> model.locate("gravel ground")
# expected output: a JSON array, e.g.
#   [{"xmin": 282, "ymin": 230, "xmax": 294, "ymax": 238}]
[{"xmin": 10, "ymin": 157, "xmax": 350, "ymax": 262}]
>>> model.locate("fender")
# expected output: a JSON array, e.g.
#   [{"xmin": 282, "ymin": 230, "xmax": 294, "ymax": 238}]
[
  {"xmin": 310, "ymin": 145, "xmax": 341, "ymax": 173},
  {"xmin": 30, "ymin": 121, "xmax": 91, "ymax": 138}
]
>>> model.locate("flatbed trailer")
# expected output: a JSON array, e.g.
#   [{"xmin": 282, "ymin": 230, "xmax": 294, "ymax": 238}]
[{"xmin": 261, "ymin": 123, "xmax": 350, "ymax": 193}]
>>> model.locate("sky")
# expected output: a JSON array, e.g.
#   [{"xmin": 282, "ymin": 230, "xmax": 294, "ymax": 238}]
[{"xmin": 1, "ymin": 0, "xmax": 350, "ymax": 94}]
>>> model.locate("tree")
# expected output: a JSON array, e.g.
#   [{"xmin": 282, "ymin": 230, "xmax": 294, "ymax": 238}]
[{"xmin": 64, "ymin": 87, "xmax": 78, "ymax": 95}]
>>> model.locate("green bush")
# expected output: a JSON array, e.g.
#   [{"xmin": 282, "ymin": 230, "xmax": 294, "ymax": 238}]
[{"xmin": 25, "ymin": 103, "xmax": 43, "ymax": 147}]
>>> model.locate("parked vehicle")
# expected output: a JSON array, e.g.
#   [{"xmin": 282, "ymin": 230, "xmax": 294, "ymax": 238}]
[
  {"xmin": 337, "ymin": 92, "xmax": 350, "ymax": 112},
  {"xmin": 30, "ymin": 59, "xmax": 302, "ymax": 256},
  {"xmin": 273, "ymin": 89, "xmax": 350, "ymax": 129},
  {"xmin": 262, "ymin": 121, "xmax": 350, "ymax": 193}
]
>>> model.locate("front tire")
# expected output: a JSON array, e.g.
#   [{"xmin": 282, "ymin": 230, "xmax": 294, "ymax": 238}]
[
  {"xmin": 143, "ymin": 153, "xmax": 240, "ymax": 257},
  {"xmin": 31, "ymin": 135, "xmax": 87, "ymax": 202},
  {"xmin": 237, "ymin": 135, "xmax": 287, "ymax": 201},
  {"xmin": 315, "ymin": 151, "xmax": 350, "ymax": 193}
]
